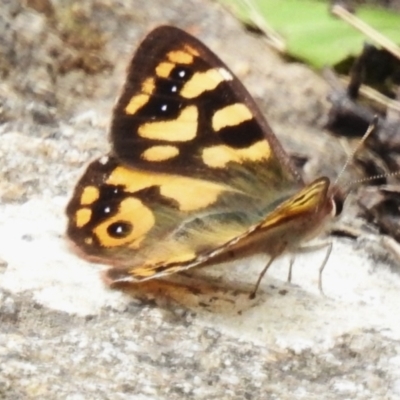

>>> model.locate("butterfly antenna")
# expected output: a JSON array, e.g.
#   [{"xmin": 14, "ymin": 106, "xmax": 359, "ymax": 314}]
[
  {"xmin": 333, "ymin": 116, "xmax": 400, "ymax": 194},
  {"xmin": 333, "ymin": 115, "xmax": 379, "ymax": 189},
  {"xmin": 347, "ymin": 169, "xmax": 400, "ymax": 187}
]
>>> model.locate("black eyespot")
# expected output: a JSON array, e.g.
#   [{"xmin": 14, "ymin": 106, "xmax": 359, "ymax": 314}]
[
  {"xmin": 157, "ymin": 79, "xmax": 182, "ymax": 96},
  {"xmin": 102, "ymin": 206, "xmax": 112, "ymax": 215},
  {"xmin": 107, "ymin": 221, "xmax": 132, "ymax": 238},
  {"xmin": 170, "ymin": 66, "xmax": 193, "ymax": 82},
  {"xmin": 101, "ymin": 185, "xmax": 123, "ymax": 199},
  {"xmin": 141, "ymin": 77, "xmax": 185, "ymax": 119},
  {"xmin": 147, "ymin": 97, "xmax": 181, "ymax": 118},
  {"xmin": 92, "ymin": 185, "xmax": 125, "ymax": 219}
]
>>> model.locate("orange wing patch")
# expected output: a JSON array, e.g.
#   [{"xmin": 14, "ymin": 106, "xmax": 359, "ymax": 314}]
[
  {"xmin": 212, "ymin": 103, "xmax": 253, "ymax": 132},
  {"xmin": 155, "ymin": 62, "xmax": 175, "ymax": 78},
  {"xmin": 93, "ymin": 198, "xmax": 155, "ymax": 249},
  {"xmin": 167, "ymin": 50, "xmax": 194, "ymax": 64},
  {"xmin": 180, "ymin": 68, "xmax": 230, "ymax": 99},
  {"xmin": 124, "ymin": 78, "xmax": 155, "ymax": 115},
  {"xmin": 137, "ymin": 105, "xmax": 198, "ymax": 141},
  {"xmin": 80, "ymin": 186, "xmax": 100, "ymax": 205},
  {"xmin": 201, "ymin": 141, "xmax": 271, "ymax": 168},
  {"xmin": 107, "ymin": 166, "xmax": 231, "ymax": 211},
  {"xmin": 141, "ymin": 145, "xmax": 180, "ymax": 162},
  {"xmin": 75, "ymin": 208, "xmax": 92, "ymax": 228}
]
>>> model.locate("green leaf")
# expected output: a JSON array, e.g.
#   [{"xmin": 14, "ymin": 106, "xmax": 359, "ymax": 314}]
[{"xmin": 219, "ymin": 0, "xmax": 400, "ymax": 69}]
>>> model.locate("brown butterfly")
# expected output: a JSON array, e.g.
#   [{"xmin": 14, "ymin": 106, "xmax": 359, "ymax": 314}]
[{"xmin": 66, "ymin": 26, "xmax": 337, "ymax": 296}]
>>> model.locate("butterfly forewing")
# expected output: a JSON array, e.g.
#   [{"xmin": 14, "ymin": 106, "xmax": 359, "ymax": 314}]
[{"xmin": 111, "ymin": 26, "xmax": 302, "ymax": 195}]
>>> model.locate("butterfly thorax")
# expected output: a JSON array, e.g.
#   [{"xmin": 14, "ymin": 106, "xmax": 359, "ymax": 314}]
[{"xmin": 263, "ymin": 176, "xmax": 335, "ymax": 252}]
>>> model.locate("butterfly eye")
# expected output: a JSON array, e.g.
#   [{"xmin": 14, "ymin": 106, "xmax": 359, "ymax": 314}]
[{"xmin": 107, "ymin": 221, "xmax": 133, "ymax": 238}]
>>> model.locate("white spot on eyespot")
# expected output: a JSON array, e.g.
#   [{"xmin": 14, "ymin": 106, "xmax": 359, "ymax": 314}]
[
  {"xmin": 161, "ymin": 104, "xmax": 168, "ymax": 112},
  {"xmin": 104, "ymin": 207, "xmax": 111, "ymax": 214},
  {"xmin": 218, "ymin": 68, "xmax": 233, "ymax": 81},
  {"xmin": 171, "ymin": 85, "xmax": 177, "ymax": 93},
  {"xmin": 179, "ymin": 70, "xmax": 186, "ymax": 78},
  {"xmin": 99, "ymin": 156, "xmax": 109, "ymax": 165}
]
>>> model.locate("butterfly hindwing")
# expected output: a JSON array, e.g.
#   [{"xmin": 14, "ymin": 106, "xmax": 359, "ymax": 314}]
[{"xmin": 67, "ymin": 154, "xmax": 276, "ymax": 273}]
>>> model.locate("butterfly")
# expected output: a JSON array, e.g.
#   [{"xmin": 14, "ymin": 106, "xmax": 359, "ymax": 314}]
[{"xmin": 66, "ymin": 25, "xmax": 338, "ymax": 296}]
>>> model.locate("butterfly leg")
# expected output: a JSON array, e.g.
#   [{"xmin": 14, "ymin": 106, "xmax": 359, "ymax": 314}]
[
  {"xmin": 249, "ymin": 256, "xmax": 276, "ymax": 299},
  {"xmin": 292, "ymin": 241, "xmax": 333, "ymax": 294},
  {"xmin": 318, "ymin": 242, "xmax": 333, "ymax": 294},
  {"xmin": 287, "ymin": 255, "xmax": 295, "ymax": 283}
]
